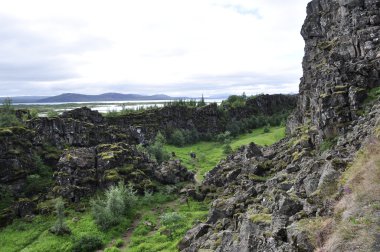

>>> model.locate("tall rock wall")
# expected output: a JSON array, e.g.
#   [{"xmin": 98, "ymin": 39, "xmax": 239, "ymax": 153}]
[{"xmin": 292, "ymin": 0, "xmax": 380, "ymax": 143}]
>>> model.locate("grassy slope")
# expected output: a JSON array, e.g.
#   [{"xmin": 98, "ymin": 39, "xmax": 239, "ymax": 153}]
[
  {"xmin": 165, "ymin": 126, "xmax": 285, "ymax": 180},
  {"xmin": 0, "ymin": 193, "xmax": 175, "ymax": 252},
  {"xmin": 125, "ymin": 199, "xmax": 209, "ymax": 252},
  {"xmin": 297, "ymin": 135, "xmax": 380, "ymax": 251}
]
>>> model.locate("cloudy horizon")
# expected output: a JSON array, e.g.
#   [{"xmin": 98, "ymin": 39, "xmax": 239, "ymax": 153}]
[{"xmin": 0, "ymin": 0, "xmax": 310, "ymax": 97}]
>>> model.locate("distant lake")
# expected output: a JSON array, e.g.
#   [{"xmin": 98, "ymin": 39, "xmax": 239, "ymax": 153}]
[{"xmin": 15, "ymin": 99, "xmax": 224, "ymax": 114}]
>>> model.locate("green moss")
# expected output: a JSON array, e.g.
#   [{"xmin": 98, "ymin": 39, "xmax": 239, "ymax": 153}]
[
  {"xmin": 364, "ymin": 86, "xmax": 380, "ymax": 105},
  {"xmin": 117, "ymin": 164, "xmax": 134, "ymax": 175},
  {"xmin": 249, "ymin": 174, "xmax": 269, "ymax": 182},
  {"xmin": 249, "ymin": 213, "xmax": 272, "ymax": 224},
  {"xmin": 104, "ymin": 169, "xmax": 121, "ymax": 182},
  {"xmin": 319, "ymin": 93, "xmax": 331, "ymax": 99}
]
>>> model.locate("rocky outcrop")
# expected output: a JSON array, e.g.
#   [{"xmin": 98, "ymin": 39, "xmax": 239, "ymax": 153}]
[
  {"xmin": 291, "ymin": 0, "xmax": 380, "ymax": 144},
  {"xmin": 180, "ymin": 100, "xmax": 380, "ymax": 252},
  {"xmin": 154, "ymin": 160, "xmax": 195, "ymax": 184},
  {"xmin": 27, "ymin": 115, "xmax": 140, "ymax": 148},
  {"xmin": 54, "ymin": 143, "xmax": 195, "ymax": 202},
  {"xmin": 107, "ymin": 94, "xmax": 297, "ymax": 139},
  {"xmin": 180, "ymin": 0, "xmax": 380, "ymax": 250},
  {"xmin": 54, "ymin": 143, "xmax": 154, "ymax": 201}
]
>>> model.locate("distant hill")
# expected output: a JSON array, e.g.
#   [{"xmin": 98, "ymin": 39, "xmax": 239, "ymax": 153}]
[
  {"xmin": 0, "ymin": 96, "xmax": 49, "ymax": 103},
  {"xmin": 37, "ymin": 93, "xmax": 179, "ymax": 103}
]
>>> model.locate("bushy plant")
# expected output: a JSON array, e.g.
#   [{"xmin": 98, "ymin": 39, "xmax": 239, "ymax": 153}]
[
  {"xmin": 115, "ymin": 238, "xmax": 124, "ymax": 248},
  {"xmin": 104, "ymin": 247, "xmax": 121, "ymax": 252},
  {"xmin": 223, "ymin": 144, "xmax": 233, "ymax": 155},
  {"xmin": 170, "ymin": 129, "xmax": 186, "ymax": 147},
  {"xmin": 216, "ymin": 131, "xmax": 232, "ymax": 144},
  {"xmin": 160, "ymin": 212, "xmax": 184, "ymax": 239},
  {"xmin": 91, "ymin": 182, "xmax": 137, "ymax": 230},
  {"xmin": 46, "ymin": 110, "xmax": 59, "ymax": 118},
  {"xmin": 263, "ymin": 125, "xmax": 270, "ymax": 133},
  {"xmin": 50, "ymin": 197, "xmax": 70, "ymax": 235},
  {"xmin": 25, "ymin": 155, "xmax": 53, "ymax": 195},
  {"xmin": 72, "ymin": 235, "xmax": 103, "ymax": 252},
  {"xmin": 147, "ymin": 132, "xmax": 170, "ymax": 164},
  {"xmin": 0, "ymin": 98, "xmax": 22, "ymax": 127}
]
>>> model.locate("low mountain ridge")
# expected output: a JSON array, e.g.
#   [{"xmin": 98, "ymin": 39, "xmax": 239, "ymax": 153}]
[{"xmin": 37, "ymin": 92, "xmax": 177, "ymax": 103}]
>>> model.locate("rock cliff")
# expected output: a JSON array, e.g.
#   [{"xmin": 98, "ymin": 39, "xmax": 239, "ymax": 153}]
[
  {"xmin": 179, "ymin": 0, "xmax": 380, "ymax": 251},
  {"xmin": 290, "ymin": 0, "xmax": 380, "ymax": 144}
]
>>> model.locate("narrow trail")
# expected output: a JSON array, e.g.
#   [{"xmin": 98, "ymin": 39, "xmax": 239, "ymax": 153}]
[
  {"xmin": 119, "ymin": 216, "xmax": 142, "ymax": 251},
  {"xmin": 101, "ymin": 199, "xmax": 180, "ymax": 251}
]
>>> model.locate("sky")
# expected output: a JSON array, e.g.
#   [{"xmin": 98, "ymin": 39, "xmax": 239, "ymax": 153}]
[{"xmin": 0, "ymin": 0, "xmax": 310, "ymax": 97}]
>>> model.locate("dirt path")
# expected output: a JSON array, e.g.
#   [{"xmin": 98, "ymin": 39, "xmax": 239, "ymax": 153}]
[
  {"xmin": 98, "ymin": 216, "xmax": 141, "ymax": 252},
  {"xmin": 101, "ymin": 199, "xmax": 180, "ymax": 251},
  {"xmin": 119, "ymin": 216, "xmax": 142, "ymax": 250}
]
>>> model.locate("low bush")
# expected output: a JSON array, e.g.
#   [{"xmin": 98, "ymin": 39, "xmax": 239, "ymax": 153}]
[
  {"xmin": 49, "ymin": 198, "xmax": 70, "ymax": 235},
  {"xmin": 91, "ymin": 182, "xmax": 137, "ymax": 230},
  {"xmin": 147, "ymin": 132, "xmax": 170, "ymax": 164},
  {"xmin": 72, "ymin": 235, "xmax": 103, "ymax": 252},
  {"xmin": 160, "ymin": 212, "xmax": 184, "ymax": 239}
]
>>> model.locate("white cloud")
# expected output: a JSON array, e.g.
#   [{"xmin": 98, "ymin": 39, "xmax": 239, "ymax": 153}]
[{"xmin": 0, "ymin": 0, "xmax": 310, "ymax": 97}]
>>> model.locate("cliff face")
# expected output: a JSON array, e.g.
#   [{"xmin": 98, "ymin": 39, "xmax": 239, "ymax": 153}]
[
  {"xmin": 290, "ymin": 0, "xmax": 380, "ymax": 143},
  {"xmin": 179, "ymin": 1, "xmax": 380, "ymax": 251}
]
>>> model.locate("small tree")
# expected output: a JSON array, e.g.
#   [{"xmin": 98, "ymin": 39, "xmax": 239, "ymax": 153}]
[
  {"xmin": 91, "ymin": 182, "xmax": 137, "ymax": 230},
  {"xmin": 263, "ymin": 124, "xmax": 270, "ymax": 133},
  {"xmin": 0, "ymin": 98, "xmax": 21, "ymax": 127},
  {"xmin": 198, "ymin": 94, "xmax": 206, "ymax": 107},
  {"xmin": 50, "ymin": 197, "xmax": 70, "ymax": 235},
  {"xmin": 223, "ymin": 144, "xmax": 232, "ymax": 155},
  {"xmin": 170, "ymin": 129, "xmax": 186, "ymax": 147}
]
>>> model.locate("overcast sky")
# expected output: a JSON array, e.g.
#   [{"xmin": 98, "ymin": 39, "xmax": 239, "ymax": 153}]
[{"xmin": 0, "ymin": 0, "xmax": 310, "ymax": 97}]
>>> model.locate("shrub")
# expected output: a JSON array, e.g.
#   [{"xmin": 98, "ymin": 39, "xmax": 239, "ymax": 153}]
[
  {"xmin": 216, "ymin": 131, "xmax": 232, "ymax": 144},
  {"xmin": 49, "ymin": 197, "xmax": 70, "ymax": 235},
  {"xmin": 160, "ymin": 212, "xmax": 184, "ymax": 239},
  {"xmin": 263, "ymin": 125, "xmax": 270, "ymax": 133},
  {"xmin": 72, "ymin": 235, "xmax": 103, "ymax": 252},
  {"xmin": 25, "ymin": 155, "xmax": 53, "ymax": 195},
  {"xmin": 226, "ymin": 120, "xmax": 241, "ymax": 137},
  {"xmin": 320, "ymin": 138, "xmax": 337, "ymax": 152},
  {"xmin": 170, "ymin": 129, "xmax": 186, "ymax": 147},
  {"xmin": 104, "ymin": 247, "xmax": 120, "ymax": 252},
  {"xmin": 0, "ymin": 98, "xmax": 22, "ymax": 127},
  {"xmin": 115, "ymin": 238, "xmax": 124, "ymax": 248},
  {"xmin": 141, "ymin": 190, "xmax": 154, "ymax": 206},
  {"xmin": 47, "ymin": 110, "xmax": 59, "ymax": 118},
  {"xmin": 223, "ymin": 144, "xmax": 233, "ymax": 155},
  {"xmin": 91, "ymin": 182, "xmax": 137, "ymax": 230}
]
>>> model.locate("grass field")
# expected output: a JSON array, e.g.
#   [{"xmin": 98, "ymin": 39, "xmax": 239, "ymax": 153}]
[{"xmin": 165, "ymin": 126, "xmax": 285, "ymax": 180}]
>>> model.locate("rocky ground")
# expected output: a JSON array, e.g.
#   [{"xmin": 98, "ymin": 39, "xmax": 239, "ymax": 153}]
[{"xmin": 179, "ymin": 0, "xmax": 380, "ymax": 251}]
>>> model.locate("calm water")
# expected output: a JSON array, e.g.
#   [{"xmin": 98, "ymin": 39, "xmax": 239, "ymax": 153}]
[{"xmin": 17, "ymin": 99, "xmax": 224, "ymax": 114}]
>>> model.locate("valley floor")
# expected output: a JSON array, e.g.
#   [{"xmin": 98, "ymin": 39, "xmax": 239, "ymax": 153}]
[{"xmin": 0, "ymin": 126, "xmax": 285, "ymax": 252}]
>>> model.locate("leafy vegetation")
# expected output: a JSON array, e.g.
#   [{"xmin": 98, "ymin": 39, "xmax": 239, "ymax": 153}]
[
  {"xmin": 145, "ymin": 132, "xmax": 170, "ymax": 164},
  {"xmin": 0, "ymin": 189, "xmax": 177, "ymax": 252},
  {"xmin": 50, "ymin": 198, "xmax": 71, "ymax": 235},
  {"xmin": 0, "ymin": 98, "xmax": 22, "ymax": 128},
  {"xmin": 126, "ymin": 199, "xmax": 209, "ymax": 252},
  {"xmin": 91, "ymin": 182, "xmax": 137, "ymax": 230},
  {"xmin": 165, "ymin": 126, "xmax": 286, "ymax": 180}
]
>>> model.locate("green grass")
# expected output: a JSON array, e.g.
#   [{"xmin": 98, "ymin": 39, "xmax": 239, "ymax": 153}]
[
  {"xmin": 0, "ymin": 210, "xmax": 132, "ymax": 252},
  {"xmin": 126, "ymin": 199, "xmax": 209, "ymax": 252},
  {"xmin": 0, "ymin": 192, "xmax": 176, "ymax": 252},
  {"xmin": 165, "ymin": 126, "xmax": 285, "ymax": 180}
]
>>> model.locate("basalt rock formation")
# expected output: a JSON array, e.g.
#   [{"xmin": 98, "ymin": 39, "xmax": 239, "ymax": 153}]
[
  {"xmin": 0, "ymin": 94, "xmax": 293, "ymax": 226},
  {"xmin": 289, "ymin": 0, "xmax": 380, "ymax": 144},
  {"xmin": 179, "ymin": 0, "xmax": 380, "ymax": 251}
]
